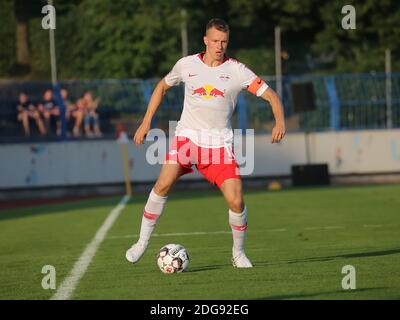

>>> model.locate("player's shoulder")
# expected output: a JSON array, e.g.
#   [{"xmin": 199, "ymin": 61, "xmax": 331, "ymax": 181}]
[
  {"xmin": 176, "ymin": 54, "xmax": 202, "ymax": 67},
  {"xmin": 227, "ymin": 56, "xmax": 241, "ymax": 65},
  {"xmin": 225, "ymin": 56, "xmax": 251, "ymax": 73}
]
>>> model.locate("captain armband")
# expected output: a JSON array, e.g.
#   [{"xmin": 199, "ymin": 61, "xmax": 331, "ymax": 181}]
[{"xmin": 247, "ymin": 77, "xmax": 266, "ymax": 95}]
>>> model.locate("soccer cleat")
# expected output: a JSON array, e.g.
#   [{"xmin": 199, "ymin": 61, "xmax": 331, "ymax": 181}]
[
  {"xmin": 232, "ymin": 252, "xmax": 253, "ymax": 268},
  {"xmin": 125, "ymin": 241, "xmax": 148, "ymax": 263}
]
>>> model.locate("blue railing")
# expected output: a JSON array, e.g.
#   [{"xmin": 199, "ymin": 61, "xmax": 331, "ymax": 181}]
[{"xmin": 0, "ymin": 72, "xmax": 399, "ymax": 142}]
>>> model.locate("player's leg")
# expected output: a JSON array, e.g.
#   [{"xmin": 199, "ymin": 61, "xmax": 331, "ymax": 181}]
[
  {"xmin": 197, "ymin": 144, "xmax": 253, "ymax": 268},
  {"xmin": 126, "ymin": 161, "xmax": 188, "ymax": 263},
  {"xmin": 137, "ymin": 161, "xmax": 186, "ymax": 243},
  {"xmin": 220, "ymin": 178, "xmax": 253, "ymax": 268}
]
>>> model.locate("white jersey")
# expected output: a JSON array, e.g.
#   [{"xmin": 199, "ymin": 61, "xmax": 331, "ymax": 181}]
[{"xmin": 164, "ymin": 53, "xmax": 268, "ymax": 147}]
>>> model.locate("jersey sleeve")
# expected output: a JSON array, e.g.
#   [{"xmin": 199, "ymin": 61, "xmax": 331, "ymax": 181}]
[
  {"xmin": 164, "ymin": 58, "xmax": 184, "ymax": 86},
  {"xmin": 238, "ymin": 63, "xmax": 269, "ymax": 97}
]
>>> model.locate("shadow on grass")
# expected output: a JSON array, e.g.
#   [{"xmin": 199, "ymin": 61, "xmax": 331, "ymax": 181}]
[
  {"xmin": 0, "ymin": 196, "xmax": 122, "ymax": 222},
  {"xmin": 256, "ymin": 287, "xmax": 389, "ymax": 300},
  {"xmin": 0, "ymin": 188, "xmax": 224, "ymax": 222},
  {"xmin": 187, "ymin": 263, "xmax": 230, "ymax": 272},
  {"xmin": 255, "ymin": 247, "xmax": 400, "ymax": 266},
  {"xmin": 3, "ymin": 183, "xmax": 398, "ymax": 222}
]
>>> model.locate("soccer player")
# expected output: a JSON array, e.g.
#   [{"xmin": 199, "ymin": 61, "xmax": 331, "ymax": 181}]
[{"xmin": 126, "ymin": 18, "xmax": 285, "ymax": 268}]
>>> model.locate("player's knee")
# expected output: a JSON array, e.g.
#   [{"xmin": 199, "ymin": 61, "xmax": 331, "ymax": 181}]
[
  {"xmin": 227, "ymin": 197, "xmax": 244, "ymax": 213},
  {"xmin": 153, "ymin": 181, "xmax": 172, "ymax": 197}
]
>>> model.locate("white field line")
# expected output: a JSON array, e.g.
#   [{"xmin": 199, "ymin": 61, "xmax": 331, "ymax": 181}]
[
  {"xmin": 51, "ymin": 195, "xmax": 130, "ymax": 300},
  {"xmin": 108, "ymin": 228, "xmax": 287, "ymax": 240},
  {"xmin": 304, "ymin": 226, "xmax": 345, "ymax": 231},
  {"xmin": 363, "ymin": 224, "xmax": 398, "ymax": 228},
  {"xmin": 267, "ymin": 228, "xmax": 287, "ymax": 232},
  {"xmin": 109, "ymin": 230, "xmax": 231, "ymax": 240},
  {"xmin": 107, "ymin": 223, "xmax": 396, "ymax": 242}
]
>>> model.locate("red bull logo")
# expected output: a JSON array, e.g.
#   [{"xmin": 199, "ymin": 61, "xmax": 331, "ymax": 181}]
[
  {"xmin": 192, "ymin": 84, "xmax": 225, "ymax": 100},
  {"xmin": 192, "ymin": 87, "xmax": 207, "ymax": 96}
]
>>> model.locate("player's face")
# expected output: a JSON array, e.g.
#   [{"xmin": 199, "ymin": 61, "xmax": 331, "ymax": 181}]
[{"xmin": 204, "ymin": 27, "xmax": 229, "ymax": 61}]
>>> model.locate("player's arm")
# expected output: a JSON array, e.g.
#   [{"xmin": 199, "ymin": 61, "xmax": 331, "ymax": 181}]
[
  {"xmin": 260, "ymin": 87, "xmax": 286, "ymax": 144},
  {"xmin": 133, "ymin": 79, "xmax": 172, "ymax": 145}
]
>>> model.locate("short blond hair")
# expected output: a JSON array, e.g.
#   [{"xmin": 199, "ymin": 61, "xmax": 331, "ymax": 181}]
[{"xmin": 206, "ymin": 18, "xmax": 229, "ymax": 34}]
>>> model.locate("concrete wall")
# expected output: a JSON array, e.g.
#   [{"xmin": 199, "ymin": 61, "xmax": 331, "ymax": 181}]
[{"xmin": 1, "ymin": 129, "xmax": 400, "ymax": 190}]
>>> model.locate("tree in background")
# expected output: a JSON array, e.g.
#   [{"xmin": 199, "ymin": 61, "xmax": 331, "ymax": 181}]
[
  {"xmin": 0, "ymin": 0, "xmax": 398, "ymax": 79},
  {"xmin": 312, "ymin": 0, "xmax": 400, "ymax": 72},
  {"xmin": 55, "ymin": 0, "xmax": 182, "ymax": 79},
  {"xmin": 0, "ymin": 0, "xmax": 16, "ymax": 76}
]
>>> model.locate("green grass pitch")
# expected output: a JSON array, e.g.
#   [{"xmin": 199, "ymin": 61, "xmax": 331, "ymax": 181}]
[{"xmin": 0, "ymin": 184, "xmax": 399, "ymax": 300}]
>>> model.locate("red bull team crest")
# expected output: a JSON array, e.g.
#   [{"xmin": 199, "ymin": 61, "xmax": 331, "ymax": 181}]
[{"xmin": 192, "ymin": 84, "xmax": 225, "ymax": 100}]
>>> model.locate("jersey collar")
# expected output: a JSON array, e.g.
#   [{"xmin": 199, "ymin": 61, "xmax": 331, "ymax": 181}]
[{"xmin": 197, "ymin": 51, "xmax": 229, "ymax": 66}]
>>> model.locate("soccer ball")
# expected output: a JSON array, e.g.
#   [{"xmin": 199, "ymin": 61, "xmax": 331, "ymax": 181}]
[{"xmin": 157, "ymin": 244, "xmax": 189, "ymax": 273}]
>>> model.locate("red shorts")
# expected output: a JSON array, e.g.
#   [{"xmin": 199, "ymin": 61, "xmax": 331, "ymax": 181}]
[{"xmin": 165, "ymin": 136, "xmax": 240, "ymax": 188}]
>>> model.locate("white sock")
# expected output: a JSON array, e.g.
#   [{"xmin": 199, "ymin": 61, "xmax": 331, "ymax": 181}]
[
  {"xmin": 138, "ymin": 188, "xmax": 167, "ymax": 246},
  {"xmin": 229, "ymin": 206, "xmax": 248, "ymax": 256}
]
